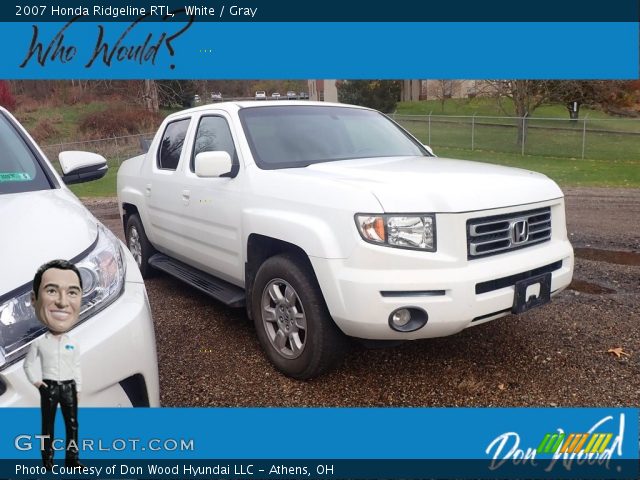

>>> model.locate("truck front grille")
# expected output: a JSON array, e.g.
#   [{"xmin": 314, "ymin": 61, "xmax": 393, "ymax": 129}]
[{"xmin": 467, "ymin": 207, "xmax": 551, "ymax": 259}]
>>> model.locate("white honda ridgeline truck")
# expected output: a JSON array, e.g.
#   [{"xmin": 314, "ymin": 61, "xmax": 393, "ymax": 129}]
[{"xmin": 117, "ymin": 101, "xmax": 574, "ymax": 379}]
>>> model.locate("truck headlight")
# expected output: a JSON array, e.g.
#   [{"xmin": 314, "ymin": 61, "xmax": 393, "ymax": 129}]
[
  {"xmin": 0, "ymin": 224, "xmax": 125, "ymax": 368},
  {"xmin": 355, "ymin": 214, "xmax": 436, "ymax": 251}
]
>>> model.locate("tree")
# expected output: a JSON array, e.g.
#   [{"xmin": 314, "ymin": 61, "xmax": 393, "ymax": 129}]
[
  {"xmin": 142, "ymin": 80, "xmax": 159, "ymax": 113},
  {"xmin": 548, "ymin": 80, "xmax": 638, "ymax": 118},
  {"xmin": 484, "ymin": 80, "xmax": 554, "ymax": 147},
  {"xmin": 432, "ymin": 80, "xmax": 461, "ymax": 112},
  {"xmin": 337, "ymin": 80, "xmax": 401, "ymax": 113},
  {"xmin": 547, "ymin": 81, "xmax": 604, "ymax": 120},
  {"xmin": 156, "ymin": 80, "xmax": 198, "ymax": 107},
  {"xmin": 482, "ymin": 80, "xmax": 638, "ymax": 147}
]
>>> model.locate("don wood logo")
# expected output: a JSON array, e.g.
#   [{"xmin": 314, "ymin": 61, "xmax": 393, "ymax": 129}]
[{"xmin": 485, "ymin": 414, "xmax": 626, "ymax": 472}]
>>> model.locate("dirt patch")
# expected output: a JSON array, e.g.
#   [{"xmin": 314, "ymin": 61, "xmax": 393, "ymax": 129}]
[
  {"xmin": 574, "ymin": 247, "xmax": 640, "ymax": 266},
  {"xmin": 568, "ymin": 279, "xmax": 616, "ymax": 294},
  {"xmin": 84, "ymin": 189, "xmax": 640, "ymax": 408},
  {"xmin": 565, "ymin": 187, "xmax": 640, "ymax": 251}
]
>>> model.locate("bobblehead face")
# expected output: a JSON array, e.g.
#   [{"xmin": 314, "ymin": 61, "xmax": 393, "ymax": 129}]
[{"xmin": 31, "ymin": 268, "xmax": 82, "ymax": 334}]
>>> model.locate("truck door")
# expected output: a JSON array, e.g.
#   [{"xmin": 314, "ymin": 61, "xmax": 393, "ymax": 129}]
[
  {"xmin": 145, "ymin": 116, "xmax": 193, "ymax": 256},
  {"xmin": 176, "ymin": 112, "xmax": 245, "ymax": 285}
]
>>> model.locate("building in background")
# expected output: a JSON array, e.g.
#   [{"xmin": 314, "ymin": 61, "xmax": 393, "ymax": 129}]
[
  {"xmin": 421, "ymin": 80, "xmax": 484, "ymax": 99},
  {"xmin": 401, "ymin": 80, "xmax": 421, "ymax": 101},
  {"xmin": 308, "ymin": 80, "xmax": 489, "ymax": 103},
  {"xmin": 308, "ymin": 80, "xmax": 338, "ymax": 102}
]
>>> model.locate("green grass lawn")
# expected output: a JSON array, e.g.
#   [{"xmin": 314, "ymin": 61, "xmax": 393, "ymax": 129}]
[
  {"xmin": 15, "ymin": 101, "xmax": 175, "ymax": 146},
  {"xmin": 396, "ymin": 98, "xmax": 622, "ymax": 119},
  {"xmin": 13, "ymin": 98, "xmax": 639, "ymax": 196},
  {"xmin": 396, "ymin": 115, "xmax": 640, "ymax": 163},
  {"xmin": 433, "ymin": 147, "xmax": 640, "ymax": 188},
  {"xmin": 66, "ymin": 145, "xmax": 640, "ymax": 200},
  {"xmin": 16, "ymin": 102, "xmax": 110, "ymax": 144},
  {"xmin": 397, "ymin": 111, "xmax": 640, "ymax": 187}
]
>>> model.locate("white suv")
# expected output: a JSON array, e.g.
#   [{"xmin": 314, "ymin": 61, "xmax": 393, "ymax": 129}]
[{"xmin": 0, "ymin": 107, "xmax": 160, "ymax": 407}]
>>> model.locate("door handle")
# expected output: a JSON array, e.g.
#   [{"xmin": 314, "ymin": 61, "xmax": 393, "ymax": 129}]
[
  {"xmin": 145, "ymin": 184, "xmax": 151, "ymax": 197},
  {"xmin": 182, "ymin": 189, "xmax": 191, "ymax": 205}
]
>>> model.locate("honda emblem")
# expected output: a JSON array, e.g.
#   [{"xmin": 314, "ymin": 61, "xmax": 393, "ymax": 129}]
[{"xmin": 511, "ymin": 220, "xmax": 529, "ymax": 244}]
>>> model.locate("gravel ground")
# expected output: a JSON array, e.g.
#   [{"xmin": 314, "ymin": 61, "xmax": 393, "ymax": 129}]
[{"xmin": 84, "ymin": 188, "xmax": 640, "ymax": 407}]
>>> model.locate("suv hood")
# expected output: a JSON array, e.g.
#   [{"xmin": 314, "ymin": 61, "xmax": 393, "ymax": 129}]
[
  {"xmin": 0, "ymin": 189, "xmax": 98, "ymax": 294},
  {"xmin": 305, "ymin": 156, "xmax": 563, "ymax": 212}
]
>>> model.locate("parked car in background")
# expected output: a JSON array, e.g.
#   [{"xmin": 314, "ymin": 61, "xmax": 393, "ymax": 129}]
[
  {"xmin": 0, "ymin": 107, "xmax": 160, "ymax": 407},
  {"xmin": 117, "ymin": 101, "xmax": 573, "ymax": 380},
  {"xmin": 255, "ymin": 91, "xmax": 266, "ymax": 100},
  {"xmin": 299, "ymin": 92, "xmax": 309, "ymax": 99},
  {"xmin": 211, "ymin": 92, "xmax": 223, "ymax": 101},
  {"xmin": 193, "ymin": 94, "xmax": 202, "ymax": 106},
  {"xmin": 271, "ymin": 92, "xmax": 281, "ymax": 100},
  {"xmin": 287, "ymin": 91, "xmax": 298, "ymax": 100}
]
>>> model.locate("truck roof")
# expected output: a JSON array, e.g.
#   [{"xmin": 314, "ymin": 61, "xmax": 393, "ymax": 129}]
[{"xmin": 164, "ymin": 101, "xmax": 370, "ymax": 120}]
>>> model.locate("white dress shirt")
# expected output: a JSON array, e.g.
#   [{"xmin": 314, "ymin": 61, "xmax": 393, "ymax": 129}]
[{"xmin": 23, "ymin": 332, "xmax": 82, "ymax": 392}]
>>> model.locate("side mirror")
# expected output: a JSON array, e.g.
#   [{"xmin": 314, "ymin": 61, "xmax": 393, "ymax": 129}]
[
  {"xmin": 195, "ymin": 151, "xmax": 232, "ymax": 178},
  {"xmin": 59, "ymin": 151, "xmax": 108, "ymax": 185},
  {"xmin": 422, "ymin": 145, "xmax": 436, "ymax": 157}
]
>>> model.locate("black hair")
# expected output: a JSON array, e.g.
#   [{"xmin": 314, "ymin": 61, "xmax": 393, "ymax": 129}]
[{"xmin": 32, "ymin": 259, "xmax": 83, "ymax": 299}]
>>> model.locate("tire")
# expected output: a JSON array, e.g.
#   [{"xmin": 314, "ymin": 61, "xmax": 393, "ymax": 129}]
[
  {"xmin": 125, "ymin": 214, "xmax": 156, "ymax": 278},
  {"xmin": 251, "ymin": 253, "xmax": 347, "ymax": 380}
]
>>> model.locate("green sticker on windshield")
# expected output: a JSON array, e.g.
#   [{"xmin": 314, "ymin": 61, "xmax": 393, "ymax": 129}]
[{"xmin": 0, "ymin": 172, "xmax": 32, "ymax": 182}]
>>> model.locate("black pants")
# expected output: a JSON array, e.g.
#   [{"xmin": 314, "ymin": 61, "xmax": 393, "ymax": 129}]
[{"xmin": 39, "ymin": 380, "xmax": 79, "ymax": 463}]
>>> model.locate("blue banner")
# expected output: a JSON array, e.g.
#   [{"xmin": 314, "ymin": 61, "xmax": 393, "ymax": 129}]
[
  {"xmin": 4, "ymin": 21, "xmax": 639, "ymax": 79},
  {"xmin": 1, "ymin": 408, "xmax": 638, "ymax": 478}
]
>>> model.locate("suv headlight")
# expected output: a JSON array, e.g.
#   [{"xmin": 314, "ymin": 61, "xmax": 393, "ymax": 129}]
[
  {"xmin": 355, "ymin": 214, "xmax": 436, "ymax": 251},
  {"xmin": 0, "ymin": 224, "xmax": 125, "ymax": 368}
]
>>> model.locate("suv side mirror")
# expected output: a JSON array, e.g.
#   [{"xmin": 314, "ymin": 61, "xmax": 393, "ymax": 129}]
[
  {"xmin": 59, "ymin": 151, "xmax": 108, "ymax": 185},
  {"xmin": 195, "ymin": 151, "xmax": 233, "ymax": 178}
]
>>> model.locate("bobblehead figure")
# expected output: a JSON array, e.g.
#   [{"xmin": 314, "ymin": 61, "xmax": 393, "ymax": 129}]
[{"xmin": 23, "ymin": 259, "xmax": 84, "ymax": 471}]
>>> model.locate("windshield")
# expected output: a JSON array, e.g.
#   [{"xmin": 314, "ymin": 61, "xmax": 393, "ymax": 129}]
[
  {"xmin": 0, "ymin": 113, "xmax": 53, "ymax": 195},
  {"xmin": 239, "ymin": 105, "xmax": 428, "ymax": 169}
]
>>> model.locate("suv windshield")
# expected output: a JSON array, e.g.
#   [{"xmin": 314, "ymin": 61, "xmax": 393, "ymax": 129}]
[
  {"xmin": 0, "ymin": 112, "xmax": 53, "ymax": 195},
  {"xmin": 239, "ymin": 105, "xmax": 428, "ymax": 169}
]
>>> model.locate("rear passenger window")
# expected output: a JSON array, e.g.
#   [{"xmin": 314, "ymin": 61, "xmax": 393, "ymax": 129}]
[
  {"xmin": 157, "ymin": 118, "xmax": 190, "ymax": 170},
  {"xmin": 191, "ymin": 116, "xmax": 236, "ymax": 172}
]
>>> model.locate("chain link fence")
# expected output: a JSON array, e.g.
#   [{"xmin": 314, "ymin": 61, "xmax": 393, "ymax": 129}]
[
  {"xmin": 41, "ymin": 132, "xmax": 154, "ymax": 172},
  {"xmin": 39, "ymin": 115, "xmax": 640, "ymax": 171},
  {"xmin": 391, "ymin": 114, "xmax": 640, "ymax": 161}
]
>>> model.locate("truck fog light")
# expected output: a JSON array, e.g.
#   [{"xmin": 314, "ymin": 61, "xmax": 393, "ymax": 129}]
[
  {"xmin": 391, "ymin": 309, "xmax": 411, "ymax": 327},
  {"xmin": 388, "ymin": 307, "xmax": 428, "ymax": 332}
]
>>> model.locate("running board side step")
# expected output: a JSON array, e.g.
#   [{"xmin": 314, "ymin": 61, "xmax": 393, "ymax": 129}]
[{"xmin": 149, "ymin": 254, "xmax": 245, "ymax": 307}]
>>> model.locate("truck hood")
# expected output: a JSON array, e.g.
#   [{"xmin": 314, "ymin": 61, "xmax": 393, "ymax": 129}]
[
  {"xmin": 304, "ymin": 156, "xmax": 563, "ymax": 212},
  {"xmin": 0, "ymin": 189, "xmax": 98, "ymax": 295}
]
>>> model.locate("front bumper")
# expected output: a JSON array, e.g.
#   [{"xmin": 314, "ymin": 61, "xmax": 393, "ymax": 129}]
[
  {"xmin": 0, "ymin": 250, "xmax": 160, "ymax": 407},
  {"xmin": 311, "ymin": 201, "xmax": 574, "ymax": 340}
]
